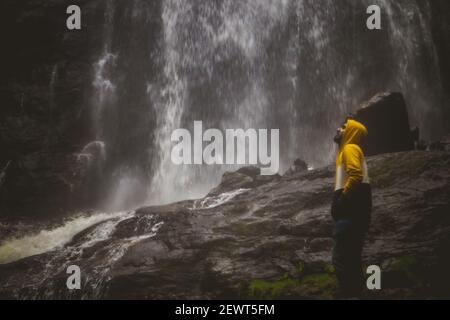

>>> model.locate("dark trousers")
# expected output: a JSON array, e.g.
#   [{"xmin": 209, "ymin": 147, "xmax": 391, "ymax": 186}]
[{"xmin": 332, "ymin": 219, "xmax": 367, "ymax": 297}]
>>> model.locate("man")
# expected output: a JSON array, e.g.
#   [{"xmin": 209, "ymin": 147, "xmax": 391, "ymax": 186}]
[{"xmin": 331, "ymin": 118, "xmax": 372, "ymax": 297}]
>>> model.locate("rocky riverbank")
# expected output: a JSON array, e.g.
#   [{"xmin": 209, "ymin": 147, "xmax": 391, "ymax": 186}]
[{"xmin": 0, "ymin": 149, "xmax": 449, "ymax": 299}]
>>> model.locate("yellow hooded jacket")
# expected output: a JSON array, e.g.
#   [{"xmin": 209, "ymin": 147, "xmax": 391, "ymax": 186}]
[
  {"xmin": 332, "ymin": 119, "xmax": 372, "ymax": 223},
  {"xmin": 335, "ymin": 119, "xmax": 370, "ymax": 195}
]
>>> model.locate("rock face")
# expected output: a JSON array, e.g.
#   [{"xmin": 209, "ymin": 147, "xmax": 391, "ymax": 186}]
[
  {"xmin": 430, "ymin": 134, "xmax": 450, "ymax": 152},
  {"xmin": 354, "ymin": 92, "xmax": 416, "ymax": 157},
  {"xmin": 0, "ymin": 150, "xmax": 449, "ymax": 299},
  {"xmin": 284, "ymin": 159, "xmax": 308, "ymax": 177},
  {"xmin": 0, "ymin": 0, "xmax": 105, "ymax": 219}
]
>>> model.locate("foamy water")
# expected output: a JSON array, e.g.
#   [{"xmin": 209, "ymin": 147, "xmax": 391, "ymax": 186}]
[
  {"xmin": 192, "ymin": 189, "xmax": 250, "ymax": 210},
  {"xmin": 0, "ymin": 210, "xmax": 165, "ymax": 298},
  {"xmin": 0, "ymin": 211, "xmax": 133, "ymax": 265}
]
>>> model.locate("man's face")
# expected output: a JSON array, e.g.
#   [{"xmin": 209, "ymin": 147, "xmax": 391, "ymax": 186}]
[{"xmin": 334, "ymin": 125, "xmax": 346, "ymax": 145}]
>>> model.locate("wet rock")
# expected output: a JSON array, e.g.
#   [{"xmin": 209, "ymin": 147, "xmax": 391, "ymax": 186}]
[
  {"xmin": 416, "ymin": 140, "xmax": 429, "ymax": 151},
  {"xmin": 236, "ymin": 166, "xmax": 261, "ymax": 178},
  {"xmin": 207, "ymin": 166, "xmax": 279, "ymax": 197},
  {"xmin": 284, "ymin": 159, "xmax": 308, "ymax": 177},
  {"xmin": 1, "ymin": 150, "xmax": 450, "ymax": 299},
  {"xmin": 429, "ymin": 133, "xmax": 450, "ymax": 152},
  {"xmin": 207, "ymin": 171, "xmax": 254, "ymax": 196},
  {"xmin": 354, "ymin": 92, "xmax": 416, "ymax": 156}
]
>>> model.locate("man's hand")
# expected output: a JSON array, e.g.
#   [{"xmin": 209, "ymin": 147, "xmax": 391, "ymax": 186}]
[
  {"xmin": 336, "ymin": 192, "xmax": 348, "ymax": 212},
  {"xmin": 331, "ymin": 191, "xmax": 348, "ymax": 221}
]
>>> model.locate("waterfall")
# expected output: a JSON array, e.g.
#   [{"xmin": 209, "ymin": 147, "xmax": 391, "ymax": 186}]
[
  {"xmin": 87, "ymin": 0, "xmax": 445, "ymax": 207},
  {"xmin": 148, "ymin": 0, "xmax": 293, "ymax": 204},
  {"xmin": 92, "ymin": 0, "xmax": 116, "ymax": 141},
  {"xmin": 378, "ymin": 0, "xmax": 443, "ymax": 137}
]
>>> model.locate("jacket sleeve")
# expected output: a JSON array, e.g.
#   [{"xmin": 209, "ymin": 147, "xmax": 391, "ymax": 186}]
[{"xmin": 342, "ymin": 144, "xmax": 363, "ymax": 195}]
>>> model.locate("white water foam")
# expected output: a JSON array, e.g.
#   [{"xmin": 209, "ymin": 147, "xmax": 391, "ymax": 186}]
[
  {"xmin": 0, "ymin": 211, "xmax": 164, "ymax": 299},
  {"xmin": 0, "ymin": 211, "xmax": 132, "ymax": 265},
  {"xmin": 192, "ymin": 188, "xmax": 250, "ymax": 210}
]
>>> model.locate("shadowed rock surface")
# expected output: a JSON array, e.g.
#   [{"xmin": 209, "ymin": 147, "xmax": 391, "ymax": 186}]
[
  {"xmin": 0, "ymin": 150, "xmax": 449, "ymax": 299},
  {"xmin": 355, "ymin": 92, "xmax": 416, "ymax": 156}
]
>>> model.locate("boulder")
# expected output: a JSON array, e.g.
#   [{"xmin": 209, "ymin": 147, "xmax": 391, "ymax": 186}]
[
  {"xmin": 354, "ymin": 92, "xmax": 416, "ymax": 156},
  {"xmin": 236, "ymin": 166, "xmax": 261, "ymax": 178},
  {"xmin": 430, "ymin": 133, "xmax": 450, "ymax": 152},
  {"xmin": 208, "ymin": 166, "xmax": 279, "ymax": 197},
  {"xmin": 284, "ymin": 159, "xmax": 308, "ymax": 177}
]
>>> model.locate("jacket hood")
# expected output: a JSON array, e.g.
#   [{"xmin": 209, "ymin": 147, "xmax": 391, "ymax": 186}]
[{"xmin": 340, "ymin": 119, "xmax": 368, "ymax": 150}]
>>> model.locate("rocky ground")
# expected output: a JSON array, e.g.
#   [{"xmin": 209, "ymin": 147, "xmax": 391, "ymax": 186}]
[{"xmin": 0, "ymin": 149, "xmax": 449, "ymax": 299}]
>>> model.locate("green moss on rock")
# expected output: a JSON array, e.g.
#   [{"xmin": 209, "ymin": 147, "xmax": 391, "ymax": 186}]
[
  {"xmin": 324, "ymin": 264, "xmax": 335, "ymax": 274},
  {"xmin": 247, "ymin": 271, "xmax": 338, "ymax": 300},
  {"xmin": 249, "ymin": 275, "xmax": 299, "ymax": 299},
  {"xmin": 296, "ymin": 262, "xmax": 305, "ymax": 275},
  {"xmin": 296, "ymin": 273, "xmax": 338, "ymax": 300}
]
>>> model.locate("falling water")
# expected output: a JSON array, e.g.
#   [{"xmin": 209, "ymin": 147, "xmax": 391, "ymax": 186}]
[
  {"xmin": 87, "ymin": 0, "xmax": 445, "ymax": 207},
  {"xmin": 148, "ymin": 0, "xmax": 293, "ymax": 204},
  {"xmin": 378, "ymin": 0, "xmax": 443, "ymax": 134},
  {"xmin": 92, "ymin": 0, "xmax": 116, "ymax": 133}
]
